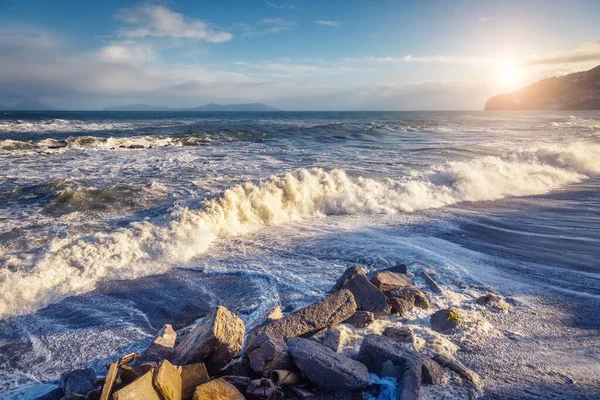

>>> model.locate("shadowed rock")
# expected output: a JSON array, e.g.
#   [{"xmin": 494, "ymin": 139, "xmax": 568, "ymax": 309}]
[
  {"xmin": 172, "ymin": 306, "xmax": 245, "ymax": 374},
  {"xmin": 357, "ymin": 334, "xmax": 421, "ymax": 377},
  {"xmin": 245, "ymin": 333, "xmax": 292, "ymax": 376},
  {"xmin": 344, "ymin": 311, "xmax": 375, "ymax": 328},
  {"xmin": 246, "ymin": 378, "xmax": 284, "ymax": 399},
  {"xmin": 180, "ymin": 363, "xmax": 210, "ymax": 400},
  {"xmin": 59, "ymin": 368, "xmax": 96, "ymax": 398},
  {"xmin": 370, "ymin": 271, "xmax": 412, "ymax": 292},
  {"xmin": 322, "ymin": 325, "xmax": 342, "ymax": 352},
  {"xmin": 382, "ymin": 326, "xmax": 414, "ymax": 344},
  {"xmin": 113, "ymin": 371, "xmax": 161, "ymax": 400},
  {"xmin": 333, "ymin": 266, "xmax": 390, "ymax": 314},
  {"xmin": 386, "ymin": 287, "xmax": 429, "ymax": 309},
  {"xmin": 421, "ymin": 359, "xmax": 446, "ymax": 385},
  {"xmin": 252, "ymin": 290, "xmax": 357, "ymax": 341},
  {"xmin": 137, "ymin": 324, "xmax": 177, "ymax": 364},
  {"xmin": 287, "ymin": 337, "xmax": 370, "ymax": 391},
  {"xmin": 430, "ymin": 309, "xmax": 463, "ymax": 334}
]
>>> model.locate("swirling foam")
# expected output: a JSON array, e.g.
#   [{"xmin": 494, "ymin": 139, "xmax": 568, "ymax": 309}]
[{"xmin": 1, "ymin": 141, "xmax": 599, "ymax": 317}]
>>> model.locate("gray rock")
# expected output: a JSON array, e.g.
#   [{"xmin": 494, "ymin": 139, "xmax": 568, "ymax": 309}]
[
  {"xmin": 389, "ymin": 297, "xmax": 412, "ymax": 316},
  {"xmin": 476, "ymin": 293, "xmax": 511, "ymax": 313},
  {"xmin": 287, "ymin": 337, "xmax": 370, "ymax": 391},
  {"xmin": 421, "ymin": 271, "xmax": 443, "ymax": 294},
  {"xmin": 34, "ymin": 388, "xmax": 63, "ymax": 400},
  {"xmin": 137, "ymin": 324, "xmax": 177, "ymax": 364},
  {"xmin": 382, "ymin": 326, "xmax": 414, "ymax": 344},
  {"xmin": 322, "ymin": 325, "xmax": 342, "ymax": 352},
  {"xmin": 386, "ymin": 287, "xmax": 429, "ymax": 309},
  {"xmin": 357, "ymin": 334, "xmax": 421, "ymax": 377},
  {"xmin": 59, "ymin": 368, "xmax": 96, "ymax": 397},
  {"xmin": 395, "ymin": 360, "xmax": 421, "ymax": 400},
  {"xmin": 370, "ymin": 271, "xmax": 412, "ymax": 292},
  {"xmin": 344, "ymin": 311, "xmax": 375, "ymax": 328},
  {"xmin": 430, "ymin": 309, "xmax": 463, "ymax": 334},
  {"xmin": 432, "ymin": 354, "xmax": 481, "ymax": 391},
  {"xmin": 421, "ymin": 359, "xmax": 445, "ymax": 385},
  {"xmin": 246, "ymin": 378, "xmax": 284, "ymax": 400},
  {"xmin": 334, "ymin": 266, "xmax": 390, "ymax": 314},
  {"xmin": 381, "ymin": 264, "xmax": 408, "ymax": 275},
  {"xmin": 252, "ymin": 290, "xmax": 357, "ymax": 341},
  {"xmin": 245, "ymin": 333, "xmax": 292, "ymax": 376},
  {"xmin": 172, "ymin": 305, "xmax": 245, "ymax": 375}
]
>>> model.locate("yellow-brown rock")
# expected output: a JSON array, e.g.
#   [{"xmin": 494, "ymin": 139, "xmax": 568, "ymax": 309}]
[
  {"xmin": 154, "ymin": 360, "xmax": 182, "ymax": 400},
  {"xmin": 112, "ymin": 371, "xmax": 161, "ymax": 400},
  {"xmin": 180, "ymin": 363, "xmax": 210, "ymax": 400},
  {"xmin": 192, "ymin": 378, "xmax": 245, "ymax": 400}
]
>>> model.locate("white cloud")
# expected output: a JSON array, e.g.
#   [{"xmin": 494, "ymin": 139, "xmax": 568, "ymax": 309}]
[
  {"xmin": 265, "ymin": 1, "xmax": 296, "ymax": 9},
  {"xmin": 314, "ymin": 20, "xmax": 341, "ymax": 28},
  {"xmin": 524, "ymin": 41, "xmax": 600, "ymax": 66},
  {"xmin": 114, "ymin": 5, "xmax": 233, "ymax": 43},
  {"xmin": 239, "ymin": 18, "xmax": 295, "ymax": 37}
]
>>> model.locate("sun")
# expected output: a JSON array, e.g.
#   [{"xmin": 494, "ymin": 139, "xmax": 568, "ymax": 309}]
[{"xmin": 499, "ymin": 66, "xmax": 522, "ymax": 89}]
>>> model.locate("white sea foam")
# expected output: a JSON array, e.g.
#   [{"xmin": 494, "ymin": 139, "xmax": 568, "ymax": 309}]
[{"xmin": 1, "ymin": 141, "xmax": 599, "ymax": 317}]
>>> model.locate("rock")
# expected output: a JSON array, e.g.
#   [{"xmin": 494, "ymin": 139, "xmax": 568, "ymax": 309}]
[
  {"xmin": 334, "ymin": 266, "xmax": 390, "ymax": 314},
  {"xmin": 266, "ymin": 306, "xmax": 284, "ymax": 320},
  {"xmin": 383, "ymin": 264, "xmax": 409, "ymax": 275},
  {"xmin": 138, "ymin": 324, "xmax": 177, "ymax": 364},
  {"xmin": 180, "ymin": 363, "xmax": 210, "ymax": 400},
  {"xmin": 99, "ymin": 362, "xmax": 118, "ymax": 400},
  {"xmin": 287, "ymin": 337, "xmax": 370, "ymax": 391},
  {"xmin": 246, "ymin": 378, "xmax": 283, "ymax": 400},
  {"xmin": 432, "ymin": 354, "xmax": 481, "ymax": 391},
  {"xmin": 220, "ymin": 376, "xmax": 252, "ymax": 393},
  {"xmin": 219, "ymin": 357, "xmax": 254, "ymax": 377},
  {"xmin": 476, "ymin": 293, "xmax": 511, "ymax": 312},
  {"xmin": 59, "ymin": 368, "xmax": 97, "ymax": 397},
  {"xmin": 112, "ymin": 371, "xmax": 162, "ymax": 400},
  {"xmin": 382, "ymin": 326, "xmax": 414, "ymax": 344},
  {"xmin": 245, "ymin": 333, "xmax": 292, "ymax": 376},
  {"xmin": 139, "ymin": 361, "xmax": 158, "ymax": 374},
  {"xmin": 389, "ymin": 298, "xmax": 412, "ymax": 316},
  {"xmin": 120, "ymin": 365, "xmax": 140, "ymax": 385},
  {"xmin": 421, "ymin": 271, "xmax": 443, "ymax": 294},
  {"xmin": 357, "ymin": 334, "xmax": 420, "ymax": 377},
  {"xmin": 322, "ymin": 325, "xmax": 342, "ymax": 352},
  {"xmin": 192, "ymin": 378, "xmax": 245, "ymax": 400},
  {"xmin": 154, "ymin": 360, "xmax": 182, "ymax": 400},
  {"xmin": 430, "ymin": 309, "xmax": 463, "ymax": 334},
  {"xmin": 421, "ymin": 358, "xmax": 445, "ymax": 385},
  {"xmin": 370, "ymin": 271, "xmax": 412, "ymax": 292},
  {"xmin": 252, "ymin": 289, "xmax": 357, "ymax": 341},
  {"xmin": 386, "ymin": 287, "xmax": 429, "ymax": 309},
  {"xmin": 172, "ymin": 306, "xmax": 245, "ymax": 374},
  {"xmin": 344, "ymin": 311, "xmax": 375, "ymax": 328},
  {"xmin": 396, "ymin": 360, "xmax": 421, "ymax": 400},
  {"xmin": 34, "ymin": 388, "xmax": 64, "ymax": 400}
]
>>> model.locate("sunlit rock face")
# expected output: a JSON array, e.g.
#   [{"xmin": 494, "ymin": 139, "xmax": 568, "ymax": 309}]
[{"xmin": 485, "ymin": 65, "xmax": 600, "ymax": 110}]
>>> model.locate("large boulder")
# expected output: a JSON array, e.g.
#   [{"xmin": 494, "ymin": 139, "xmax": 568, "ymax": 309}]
[
  {"xmin": 430, "ymin": 309, "xmax": 463, "ymax": 334},
  {"xmin": 154, "ymin": 360, "xmax": 182, "ymax": 400},
  {"xmin": 386, "ymin": 287, "xmax": 429, "ymax": 309},
  {"xmin": 172, "ymin": 306, "xmax": 245, "ymax": 374},
  {"xmin": 396, "ymin": 360, "xmax": 421, "ymax": 400},
  {"xmin": 287, "ymin": 337, "xmax": 370, "ymax": 391},
  {"xmin": 59, "ymin": 368, "xmax": 96, "ymax": 398},
  {"xmin": 137, "ymin": 324, "xmax": 177, "ymax": 364},
  {"xmin": 333, "ymin": 266, "xmax": 390, "ymax": 314},
  {"xmin": 113, "ymin": 371, "xmax": 162, "ymax": 400},
  {"xmin": 252, "ymin": 290, "xmax": 356, "ymax": 341},
  {"xmin": 245, "ymin": 333, "xmax": 292, "ymax": 376},
  {"xmin": 357, "ymin": 334, "xmax": 421, "ymax": 377},
  {"xmin": 370, "ymin": 271, "xmax": 412, "ymax": 292},
  {"xmin": 180, "ymin": 363, "xmax": 210, "ymax": 400},
  {"xmin": 192, "ymin": 378, "xmax": 246, "ymax": 400}
]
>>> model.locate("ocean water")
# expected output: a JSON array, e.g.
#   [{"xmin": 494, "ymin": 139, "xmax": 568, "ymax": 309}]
[{"xmin": 0, "ymin": 110, "xmax": 599, "ymax": 399}]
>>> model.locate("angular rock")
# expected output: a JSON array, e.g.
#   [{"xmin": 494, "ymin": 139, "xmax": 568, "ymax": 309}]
[
  {"xmin": 421, "ymin": 359, "xmax": 445, "ymax": 385},
  {"xmin": 138, "ymin": 324, "xmax": 177, "ymax": 364},
  {"xmin": 334, "ymin": 266, "xmax": 390, "ymax": 314},
  {"xmin": 219, "ymin": 357, "xmax": 254, "ymax": 378},
  {"xmin": 287, "ymin": 337, "xmax": 370, "ymax": 391},
  {"xmin": 266, "ymin": 306, "xmax": 284, "ymax": 320},
  {"xmin": 59, "ymin": 368, "xmax": 97, "ymax": 397},
  {"xmin": 220, "ymin": 376, "xmax": 252, "ymax": 393},
  {"xmin": 370, "ymin": 271, "xmax": 412, "ymax": 292},
  {"xmin": 476, "ymin": 293, "xmax": 511, "ymax": 313},
  {"xmin": 245, "ymin": 333, "xmax": 292, "ymax": 376},
  {"xmin": 192, "ymin": 378, "xmax": 245, "ymax": 400},
  {"xmin": 246, "ymin": 378, "xmax": 283, "ymax": 400},
  {"xmin": 357, "ymin": 334, "xmax": 421, "ymax": 377},
  {"xmin": 181, "ymin": 363, "xmax": 210, "ymax": 400},
  {"xmin": 421, "ymin": 271, "xmax": 443, "ymax": 294},
  {"xmin": 112, "ymin": 371, "xmax": 161, "ymax": 400},
  {"xmin": 344, "ymin": 311, "xmax": 375, "ymax": 328},
  {"xmin": 172, "ymin": 306, "xmax": 245, "ymax": 374},
  {"xmin": 99, "ymin": 362, "xmax": 118, "ymax": 400},
  {"xmin": 396, "ymin": 360, "xmax": 421, "ymax": 400},
  {"xmin": 154, "ymin": 360, "xmax": 182, "ymax": 400},
  {"xmin": 252, "ymin": 289, "xmax": 357, "ymax": 341},
  {"xmin": 432, "ymin": 354, "xmax": 481, "ymax": 391},
  {"xmin": 389, "ymin": 298, "xmax": 412, "ymax": 316},
  {"xmin": 120, "ymin": 365, "xmax": 140, "ymax": 386},
  {"xmin": 384, "ymin": 264, "xmax": 408, "ymax": 275},
  {"xmin": 382, "ymin": 326, "xmax": 414, "ymax": 344},
  {"xmin": 322, "ymin": 325, "xmax": 342, "ymax": 352},
  {"xmin": 430, "ymin": 309, "xmax": 463, "ymax": 334},
  {"xmin": 386, "ymin": 287, "xmax": 429, "ymax": 309}
]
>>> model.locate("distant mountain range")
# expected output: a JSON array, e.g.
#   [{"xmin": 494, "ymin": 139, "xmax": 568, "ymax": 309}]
[
  {"xmin": 485, "ymin": 65, "xmax": 600, "ymax": 110},
  {"xmin": 0, "ymin": 100, "xmax": 57, "ymax": 111},
  {"xmin": 104, "ymin": 103, "xmax": 282, "ymax": 112}
]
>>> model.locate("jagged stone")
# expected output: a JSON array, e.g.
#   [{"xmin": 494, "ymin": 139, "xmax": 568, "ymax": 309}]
[
  {"xmin": 421, "ymin": 359, "xmax": 445, "ymax": 385},
  {"xmin": 192, "ymin": 378, "xmax": 245, "ymax": 400},
  {"xmin": 322, "ymin": 325, "xmax": 342, "ymax": 352},
  {"xmin": 252, "ymin": 289, "xmax": 357, "ymax": 341},
  {"xmin": 266, "ymin": 306, "xmax": 284, "ymax": 320},
  {"xmin": 59, "ymin": 368, "xmax": 97, "ymax": 397},
  {"xmin": 112, "ymin": 371, "xmax": 161, "ymax": 400},
  {"xmin": 389, "ymin": 298, "xmax": 412, "ymax": 316},
  {"xmin": 119, "ymin": 365, "xmax": 140, "ymax": 385},
  {"xmin": 220, "ymin": 376, "xmax": 252, "ymax": 393},
  {"xmin": 396, "ymin": 360, "xmax": 421, "ymax": 400},
  {"xmin": 287, "ymin": 337, "xmax": 370, "ymax": 391},
  {"xmin": 334, "ymin": 266, "xmax": 390, "ymax": 314},
  {"xmin": 421, "ymin": 271, "xmax": 443, "ymax": 294},
  {"xmin": 357, "ymin": 334, "xmax": 421, "ymax": 377},
  {"xmin": 154, "ymin": 360, "xmax": 182, "ymax": 400},
  {"xmin": 432, "ymin": 354, "xmax": 481, "ymax": 391},
  {"xmin": 386, "ymin": 287, "xmax": 429, "ymax": 309},
  {"xmin": 245, "ymin": 332, "xmax": 292, "ymax": 376},
  {"xmin": 384, "ymin": 264, "xmax": 409, "ymax": 275},
  {"xmin": 138, "ymin": 324, "xmax": 177, "ymax": 364},
  {"xmin": 344, "ymin": 311, "xmax": 375, "ymax": 328},
  {"xmin": 172, "ymin": 306, "xmax": 245, "ymax": 374},
  {"xmin": 246, "ymin": 378, "xmax": 283, "ymax": 399},
  {"xmin": 99, "ymin": 362, "xmax": 118, "ymax": 400},
  {"xmin": 370, "ymin": 271, "xmax": 412, "ymax": 292},
  {"xmin": 382, "ymin": 326, "xmax": 414, "ymax": 344},
  {"xmin": 181, "ymin": 363, "xmax": 210, "ymax": 400},
  {"xmin": 430, "ymin": 309, "xmax": 463, "ymax": 334}
]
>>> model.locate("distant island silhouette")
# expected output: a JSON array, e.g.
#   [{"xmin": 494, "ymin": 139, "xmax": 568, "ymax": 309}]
[{"xmin": 104, "ymin": 103, "xmax": 282, "ymax": 112}]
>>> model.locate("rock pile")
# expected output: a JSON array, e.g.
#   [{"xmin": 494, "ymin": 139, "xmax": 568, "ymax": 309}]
[{"xmin": 36, "ymin": 263, "xmax": 502, "ymax": 400}]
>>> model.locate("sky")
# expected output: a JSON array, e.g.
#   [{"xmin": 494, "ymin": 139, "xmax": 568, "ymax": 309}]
[{"xmin": 0, "ymin": 0, "xmax": 599, "ymax": 110}]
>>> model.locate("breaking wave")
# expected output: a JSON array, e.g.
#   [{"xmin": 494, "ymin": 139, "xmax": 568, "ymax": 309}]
[{"xmin": 1, "ymin": 141, "xmax": 599, "ymax": 317}]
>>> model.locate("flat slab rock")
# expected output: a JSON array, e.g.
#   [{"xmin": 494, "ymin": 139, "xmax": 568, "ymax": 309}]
[
  {"xmin": 113, "ymin": 371, "xmax": 161, "ymax": 400},
  {"xmin": 370, "ymin": 271, "xmax": 412, "ymax": 292},
  {"xmin": 252, "ymin": 289, "xmax": 357, "ymax": 341},
  {"xmin": 334, "ymin": 266, "xmax": 390, "ymax": 314},
  {"xmin": 172, "ymin": 306, "xmax": 245, "ymax": 374},
  {"xmin": 154, "ymin": 360, "xmax": 182, "ymax": 400},
  {"xmin": 287, "ymin": 337, "xmax": 370, "ymax": 391}
]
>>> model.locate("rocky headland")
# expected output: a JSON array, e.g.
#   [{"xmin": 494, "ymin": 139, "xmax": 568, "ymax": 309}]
[{"xmin": 32, "ymin": 264, "xmax": 512, "ymax": 400}]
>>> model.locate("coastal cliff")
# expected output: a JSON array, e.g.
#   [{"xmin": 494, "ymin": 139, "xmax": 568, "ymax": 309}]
[{"xmin": 484, "ymin": 65, "xmax": 600, "ymax": 110}]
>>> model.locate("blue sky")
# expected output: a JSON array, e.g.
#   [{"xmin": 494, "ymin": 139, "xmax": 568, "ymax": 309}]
[{"xmin": 1, "ymin": 0, "xmax": 599, "ymax": 110}]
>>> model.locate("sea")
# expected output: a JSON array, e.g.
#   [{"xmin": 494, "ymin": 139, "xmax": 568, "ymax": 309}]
[{"xmin": 0, "ymin": 110, "xmax": 599, "ymax": 399}]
